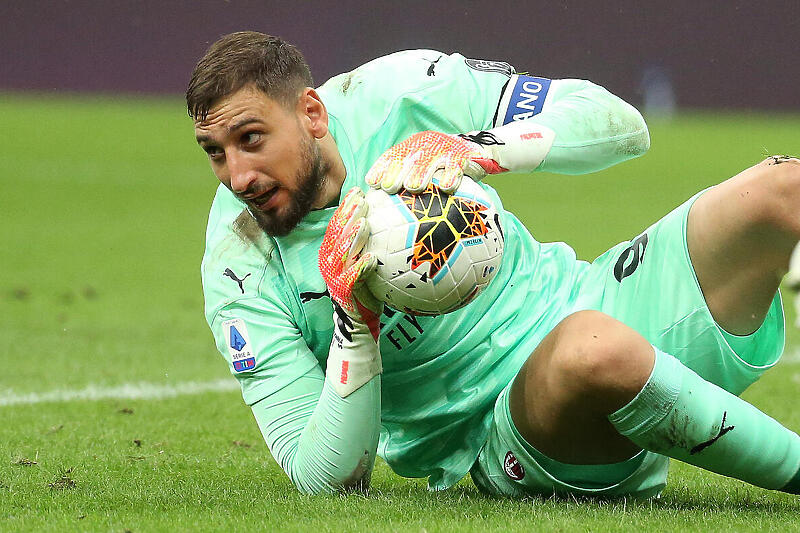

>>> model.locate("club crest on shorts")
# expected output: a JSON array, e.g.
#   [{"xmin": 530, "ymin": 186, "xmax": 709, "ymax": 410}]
[
  {"xmin": 222, "ymin": 318, "xmax": 255, "ymax": 372},
  {"xmin": 504, "ymin": 451, "xmax": 525, "ymax": 481}
]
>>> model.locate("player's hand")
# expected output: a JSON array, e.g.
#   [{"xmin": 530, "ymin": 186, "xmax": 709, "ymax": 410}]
[
  {"xmin": 319, "ymin": 187, "xmax": 382, "ymax": 339},
  {"xmin": 365, "ymin": 131, "xmax": 506, "ymax": 195},
  {"xmin": 320, "ymin": 188, "xmax": 384, "ymax": 397}
]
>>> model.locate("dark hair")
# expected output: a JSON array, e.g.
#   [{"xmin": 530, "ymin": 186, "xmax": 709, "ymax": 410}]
[{"xmin": 186, "ymin": 31, "xmax": 313, "ymax": 120}]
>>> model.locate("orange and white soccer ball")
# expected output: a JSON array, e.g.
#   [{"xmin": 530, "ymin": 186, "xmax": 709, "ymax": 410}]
[{"xmin": 363, "ymin": 175, "xmax": 504, "ymax": 316}]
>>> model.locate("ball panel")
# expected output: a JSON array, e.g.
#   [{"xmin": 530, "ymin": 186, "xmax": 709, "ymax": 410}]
[{"xmin": 362, "ymin": 175, "xmax": 504, "ymax": 316}]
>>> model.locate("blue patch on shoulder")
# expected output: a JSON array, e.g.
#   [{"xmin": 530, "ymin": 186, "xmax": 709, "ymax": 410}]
[{"xmin": 229, "ymin": 325, "xmax": 247, "ymax": 351}]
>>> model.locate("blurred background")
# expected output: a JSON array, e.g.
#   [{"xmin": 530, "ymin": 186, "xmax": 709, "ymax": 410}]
[{"xmin": 3, "ymin": 0, "xmax": 799, "ymax": 110}]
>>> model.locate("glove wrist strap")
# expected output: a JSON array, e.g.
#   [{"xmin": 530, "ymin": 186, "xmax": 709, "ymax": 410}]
[
  {"xmin": 327, "ymin": 306, "xmax": 382, "ymax": 398},
  {"xmin": 464, "ymin": 120, "xmax": 556, "ymax": 173}
]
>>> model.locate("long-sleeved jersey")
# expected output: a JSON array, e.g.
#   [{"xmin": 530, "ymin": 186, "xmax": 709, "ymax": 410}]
[{"xmin": 201, "ymin": 50, "xmax": 650, "ymax": 491}]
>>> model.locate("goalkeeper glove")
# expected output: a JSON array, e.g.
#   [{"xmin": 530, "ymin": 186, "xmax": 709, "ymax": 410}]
[
  {"xmin": 318, "ymin": 187, "xmax": 383, "ymax": 397},
  {"xmin": 365, "ymin": 121, "xmax": 555, "ymax": 194}
]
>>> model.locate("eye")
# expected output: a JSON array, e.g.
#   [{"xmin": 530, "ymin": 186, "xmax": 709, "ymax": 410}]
[
  {"xmin": 204, "ymin": 146, "xmax": 224, "ymax": 161},
  {"xmin": 242, "ymin": 132, "xmax": 262, "ymax": 147}
]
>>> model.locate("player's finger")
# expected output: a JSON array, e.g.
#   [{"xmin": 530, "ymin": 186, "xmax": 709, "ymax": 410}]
[
  {"xmin": 322, "ymin": 188, "xmax": 360, "ymax": 258},
  {"xmin": 347, "ymin": 217, "xmax": 370, "ymax": 259},
  {"xmin": 381, "ymin": 155, "xmax": 414, "ymax": 194},
  {"xmin": 349, "ymin": 193, "xmax": 368, "ymax": 221},
  {"xmin": 334, "ymin": 219, "xmax": 360, "ymax": 264},
  {"xmin": 339, "ymin": 198, "xmax": 367, "ymax": 252},
  {"xmin": 406, "ymin": 153, "xmax": 447, "ymax": 193},
  {"xmin": 337, "ymin": 252, "xmax": 374, "ymax": 296},
  {"xmin": 333, "ymin": 187, "xmax": 364, "ymax": 227},
  {"xmin": 435, "ymin": 155, "xmax": 465, "ymax": 193},
  {"xmin": 402, "ymin": 151, "xmax": 434, "ymax": 192},
  {"xmin": 463, "ymin": 159, "xmax": 488, "ymax": 182},
  {"xmin": 349, "ymin": 252, "xmax": 378, "ymax": 284},
  {"xmin": 365, "ymin": 157, "xmax": 388, "ymax": 188},
  {"xmin": 437, "ymin": 168, "xmax": 463, "ymax": 194}
]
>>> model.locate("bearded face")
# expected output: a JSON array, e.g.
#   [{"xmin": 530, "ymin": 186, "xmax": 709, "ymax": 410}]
[
  {"xmin": 246, "ymin": 132, "xmax": 328, "ymax": 237},
  {"xmin": 194, "ymin": 85, "xmax": 334, "ymax": 238}
]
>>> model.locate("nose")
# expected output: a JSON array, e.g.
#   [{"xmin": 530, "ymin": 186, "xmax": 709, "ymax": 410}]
[{"xmin": 227, "ymin": 152, "xmax": 258, "ymax": 193}]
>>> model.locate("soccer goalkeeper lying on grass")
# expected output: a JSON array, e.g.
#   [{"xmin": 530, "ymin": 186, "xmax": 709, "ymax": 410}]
[{"xmin": 189, "ymin": 31, "xmax": 800, "ymax": 498}]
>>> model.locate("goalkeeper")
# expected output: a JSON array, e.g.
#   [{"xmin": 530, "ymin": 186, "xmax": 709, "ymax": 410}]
[{"xmin": 189, "ymin": 31, "xmax": 800, "ymax": 498}]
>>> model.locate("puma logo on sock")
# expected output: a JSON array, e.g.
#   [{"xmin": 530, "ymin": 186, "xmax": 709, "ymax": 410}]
[{"xmin": 690, "ymin": 411, "xmax": 735, "ymax": 454}]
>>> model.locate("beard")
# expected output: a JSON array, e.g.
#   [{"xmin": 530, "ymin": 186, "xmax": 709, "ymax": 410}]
[{"xmin": 249, "ymin": 134, "xmax": 328, "ymax": 237}]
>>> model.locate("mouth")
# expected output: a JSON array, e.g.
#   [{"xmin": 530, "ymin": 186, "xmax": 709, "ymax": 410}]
[{"xmin": 247, "ymin": 187, "xmax": 279, "ymax": 211}]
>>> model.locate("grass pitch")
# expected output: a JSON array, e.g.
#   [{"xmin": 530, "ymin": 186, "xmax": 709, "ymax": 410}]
[{"xmin": 1, "ymin": 94, "xmax": 799, "ymax": 531}]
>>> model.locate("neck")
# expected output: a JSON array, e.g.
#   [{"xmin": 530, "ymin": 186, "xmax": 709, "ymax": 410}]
[{"xmin": 313, "ymin": 132, "xmax": 347, "ymax": 209}]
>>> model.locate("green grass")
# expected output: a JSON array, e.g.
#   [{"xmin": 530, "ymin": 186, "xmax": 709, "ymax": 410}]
[{"xmin": 1, "ymin": 93, "xmax": 799, "ymax": 531}]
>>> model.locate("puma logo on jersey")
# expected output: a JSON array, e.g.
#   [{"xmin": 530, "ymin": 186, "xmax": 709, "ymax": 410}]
[
  {"xmin": 223, "ymin": 268, "xmax": 251, "ymax": 293},
  {"xmin": 300, "ymin": 289, "xmax": 330, "ymax": 303},
  {"xmin": 424, "ymin": 56, "xmax": 442, "ymax": 76},
  {"xmin": 459, "ymin": 131, "xmax": 505, "ymax": 146}
]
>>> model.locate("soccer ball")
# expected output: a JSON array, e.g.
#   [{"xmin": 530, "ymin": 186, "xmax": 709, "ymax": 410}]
[{"xmin": 363, "ymin": 176, "xmax": 504, "ymax": 315}]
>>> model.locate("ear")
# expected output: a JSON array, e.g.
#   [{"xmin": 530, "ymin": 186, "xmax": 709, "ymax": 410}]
[{"xmin": 298, "ymin": 88, "xmax": 328, "ymax": 139}]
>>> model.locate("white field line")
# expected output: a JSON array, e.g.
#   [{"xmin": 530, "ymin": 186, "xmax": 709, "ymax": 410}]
[
  {"xmin": 0, "ymin": 378, "xmax": 239, "ymax": 407},
  {"xmin": 5, "ymin": 347, "xmax": 799, "ymax": 407}
]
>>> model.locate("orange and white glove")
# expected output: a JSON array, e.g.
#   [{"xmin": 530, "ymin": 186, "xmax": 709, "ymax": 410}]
[
  {"xmin": 318, "ymin": 188, "xmax": 383, "ymax": 397},
  {"xmin": 365, "ymin": 121, "xmax": 555, "ymax": 194}
]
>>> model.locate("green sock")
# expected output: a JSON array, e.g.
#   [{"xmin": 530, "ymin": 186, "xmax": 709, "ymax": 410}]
[{"xmin": 609, "ymin": 348, "xmax": 800, "ymax": 493}]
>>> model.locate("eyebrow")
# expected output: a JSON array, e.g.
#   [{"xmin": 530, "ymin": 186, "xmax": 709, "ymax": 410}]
[{"xmin": 195, "ymin": 116, "xmax": 264, "ymax": 145}]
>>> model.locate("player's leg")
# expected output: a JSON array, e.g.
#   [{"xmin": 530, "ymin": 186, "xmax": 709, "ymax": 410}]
[
  {"xmin": 509, "ymin": 310, "xmax": 652, "ymax": 464},
  {"xmin": 508, "ymin": 309, "xmax": 800, "ymax": 495},
  {"xmin": 687, "ymin": 156, "xmax": 800, "ymax": 334},
  {"xmin": 785, "ymin": 242, "xmax": 800, "ymax": 328}
]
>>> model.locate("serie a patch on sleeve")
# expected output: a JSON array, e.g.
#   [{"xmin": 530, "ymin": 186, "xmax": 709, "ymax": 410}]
[
  {"xmin": 494, "ymin": 74, "xmax": 552, "ymax": 126},
  {"xmin": 221, "ymin": 318, "xmax": 256, "ymax": 372}
]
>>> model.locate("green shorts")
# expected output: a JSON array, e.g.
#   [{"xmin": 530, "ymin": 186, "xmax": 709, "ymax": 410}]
[{"xmin": 471, "ymin": 189, "xmax": 785, "ymax": 499}]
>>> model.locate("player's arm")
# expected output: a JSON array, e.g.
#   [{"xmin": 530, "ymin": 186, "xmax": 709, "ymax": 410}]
[
  {"xmin": 213, "ymin": 194, "xmax": 382, "ymax": 494},
  {"xmin": 484, "ymin": 76, "xmax": 650, "ymax": 176},
  {"xmin": 250, "ymin": 188, "xmax": 382, "ymax": 494},
  {"xmin": 251, "ymin": 370, "xmax": 381, "ymax": 494},
  {"xmin": 213, "ymin": 295, "xmax": 381, "ymax": 494},
  {"xmin": 367, "ymin": 72, "xmax": 649, "ymax": 193}
]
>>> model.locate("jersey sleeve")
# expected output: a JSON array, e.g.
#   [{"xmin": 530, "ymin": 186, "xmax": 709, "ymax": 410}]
[
  {"xmin": 251, "ymin": 374, "xmax": 381, "ymax": 494},
  {"xmin": 203, "ymin": 198, "xmax": 382, "ymax": 493},
  {"xmin": 319, "ymin": 50, "xmax": 647, "ymax": 186},
  {"xmin": 493, "ymin": 75, "xmax": 650, "ymax": 174},
  {"xmin": 210, "ymin": 296, "xmax": 320, "ymax": 406},
  {"xmin": 208, "ymin": 297, "xmax": 382, "ymax": 494},
  {"xmin": 318, "ymin": 50, "xmax": 514, "ymax": 150},
  {"xmin": 202, "ymin": 190, "xmax": 318, "ymax": 404}
]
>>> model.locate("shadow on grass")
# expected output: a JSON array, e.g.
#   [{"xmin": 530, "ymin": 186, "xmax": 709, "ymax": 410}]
[{"xmin": 360, "ymin": 478, "xmax": 800, "ymax": 514}]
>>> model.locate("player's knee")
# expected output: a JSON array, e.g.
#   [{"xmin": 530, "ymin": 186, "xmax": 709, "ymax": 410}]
[
  {"xmin": 750, "ymin": 157, "xmax": 800, "ymax": 235},
  {"xmin": 549, "ymin": 311, "xmax": 653, "ymax": 404}
]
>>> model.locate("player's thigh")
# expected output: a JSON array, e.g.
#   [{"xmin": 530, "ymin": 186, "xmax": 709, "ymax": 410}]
[
  {"xmin": 508, "ymin": 310, "xmax": 652, "ymax": 464},
  {"xmin": 573, "ymin": 186, "xmax": 784, "ymax": 395},
  {"xmin": 470, "ymin": 381, "xmax": 668, "ymax": 499},
  {"xmin": 687, "ymin": 156, "xmax": 800, "ymax": 335}
]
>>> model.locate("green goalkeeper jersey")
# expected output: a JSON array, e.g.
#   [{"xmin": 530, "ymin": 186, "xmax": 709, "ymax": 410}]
[{"xmin": 202, "ymin": 50, "xmax": 649, "ymax": 489}]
